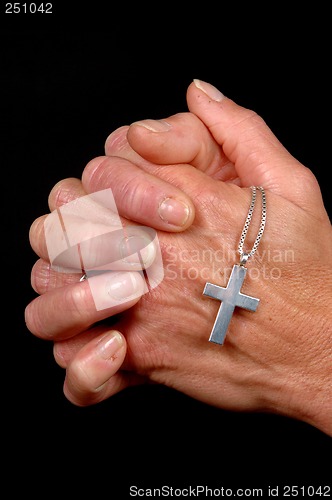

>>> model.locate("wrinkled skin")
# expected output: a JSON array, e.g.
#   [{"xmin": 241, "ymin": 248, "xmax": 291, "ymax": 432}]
[{"xmin": 25, "ymin": 80, "xmax": 332, "ymax": 436}]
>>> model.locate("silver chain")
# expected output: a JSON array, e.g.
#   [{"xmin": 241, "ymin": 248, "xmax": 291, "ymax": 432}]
[{"xmin": 237, "ymin": 186, "xmax": 266, "ymax": 266}]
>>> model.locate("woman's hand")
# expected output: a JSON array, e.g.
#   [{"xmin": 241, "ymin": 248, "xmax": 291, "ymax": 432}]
[{"xmin": 25, "ymin": 80, "xmax": 332, "ymax": 436}]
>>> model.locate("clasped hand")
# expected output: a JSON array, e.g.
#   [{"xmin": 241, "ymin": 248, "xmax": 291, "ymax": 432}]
[{"xmin": 25, "ymin": 80, "xmax": 332, "ymax": 436}]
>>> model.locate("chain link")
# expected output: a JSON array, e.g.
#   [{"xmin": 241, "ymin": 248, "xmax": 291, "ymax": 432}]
[{"xmin": 237, "ymin": 186, "xmax": 266, "ymax": 264}]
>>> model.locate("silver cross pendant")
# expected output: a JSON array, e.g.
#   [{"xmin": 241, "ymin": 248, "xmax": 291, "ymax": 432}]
[{"xmin": 203, "ymin": 264, "xmax": 259, "ymax": 345}]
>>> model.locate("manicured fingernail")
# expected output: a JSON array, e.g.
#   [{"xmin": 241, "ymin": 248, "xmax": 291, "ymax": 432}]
[
  {"xmin": 158, "ymin": 197, "xmax": 190, "ymax": 226},
  {"xmin": 107, "ymin": 271, "xmax": 142, "ymax": 300},
  {"xmin": 193, "ymin": 79, "xmax": 224, "ymax": 102},
  {"xmin": 133, "ymin": 119, "xmax": 171, "ymax": 132},
  {"xmin": 96, "ymin": 331, "xmax": 124, "ymax": 360}
]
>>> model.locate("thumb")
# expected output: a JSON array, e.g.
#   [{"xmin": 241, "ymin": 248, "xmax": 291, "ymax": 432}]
[{"xmin": 187, "ymin": 79, "xmax": 325, "ymax": 216}]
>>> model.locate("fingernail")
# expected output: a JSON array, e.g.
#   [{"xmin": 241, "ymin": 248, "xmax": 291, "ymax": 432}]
[
  {"xmin": 86, "ymin": 271, "xmax": 145, "ymax": 311},
  {"xmin": 96, "ymin": 331, "xmax": 124, "ymax": 360},
  {"xmin": 193, "ymin": 79, "xmax": 224, "ymax": 102},
  {"xmin": 133, "ymin": 119, "xmax": 171, "ymax": 132},
  {"xmin": 107, "ymin": 271, "xmax": 142, "ymax": 300},
  {"xmin": 158, "ymin": 197, "xmax": 190, "ymax": 226},
  {"xmin": 120, "ymin": 235, "xmax": 155, "ymax": 267}
]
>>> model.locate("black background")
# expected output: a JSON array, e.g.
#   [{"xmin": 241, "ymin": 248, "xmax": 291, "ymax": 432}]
[{"xmin": 2, "ymin": 5, "xmax": 331, "ymax": 497}]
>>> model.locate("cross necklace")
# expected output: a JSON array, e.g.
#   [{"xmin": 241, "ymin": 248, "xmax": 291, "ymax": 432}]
[{"xmin": 203, "ymin": 186, "xmax": 267, "ymax": 345}]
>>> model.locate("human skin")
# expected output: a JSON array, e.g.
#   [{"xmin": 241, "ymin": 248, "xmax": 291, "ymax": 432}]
[{"xmin": 25, "ymin": 80, "xmax": 332, "ymax": 436}]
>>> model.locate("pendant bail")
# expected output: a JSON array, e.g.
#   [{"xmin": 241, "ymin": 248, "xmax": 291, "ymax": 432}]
[{"xmin": 239, "ymin": 252, "xmax": 250, "ymax": 267}]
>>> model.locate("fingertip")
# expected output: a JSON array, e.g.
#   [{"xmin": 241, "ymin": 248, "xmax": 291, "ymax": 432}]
[
  {"xmin": 88, "ymin": 271, "xmax": 146, "ymax": 311},
  {"xmin": 29, "ymin": 216, "xmax": 46, "ymax": 247},
  {"xmin": 48, "ymin": 177, "xmax": 86, "ymax": 211},
  {"xmin": 192, "ymin": 79, "xmax": 225, "ymax": 102},
  {"xmin": 130, "ymin": 119, "xmax": 172, "ymax": 133},
  {"xmin": 81, "ymin": 155, "xmax": 108, "ymax": 189},
  {"xmin": 125, "ymin": 119, "xmax": 172, "ymax": 164},
  {"xmin": 126, "ymin": 114, "xmax": 193, "ymax": 166},
  {"xmin": 158, "ymin": 196, "xmax": 195, "ymax": 231},
  {"xmin": 63, "ymin": 330, "xmax": 128, "ymax": 406},
  {"xmin": 104, "ymin": 125, "xmax": 130, "ymax": 155},
  {"xmin": 96, "ymin": 330, "xmax": 127, "ymax": 360},
  {"xmin": 53, "ymin": 341, "xmax": 68, "ymax": 368}
]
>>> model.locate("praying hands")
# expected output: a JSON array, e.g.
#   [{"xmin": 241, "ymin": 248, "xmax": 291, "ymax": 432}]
[{"xmin": 25, "ymin": 80, "xmax": 332, "ymax": 437}]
